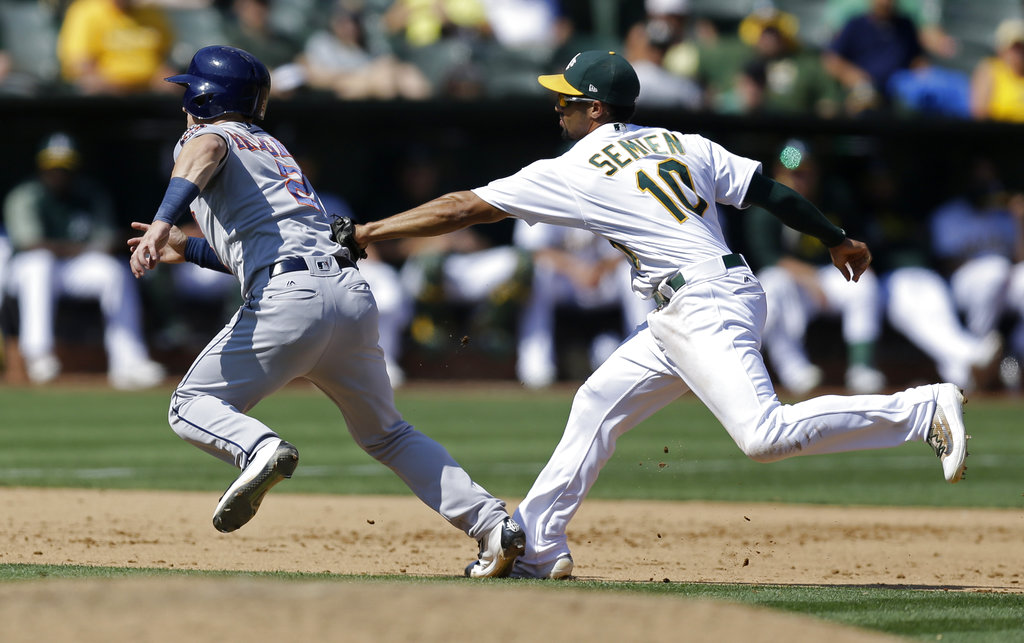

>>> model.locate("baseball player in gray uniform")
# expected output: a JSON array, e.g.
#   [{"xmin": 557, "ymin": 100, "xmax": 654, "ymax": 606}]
[
  {"xmin": 127, "ymin": 46, "xmax": 524, "ymax": 577},
  {"xmin": 334, "ymin": 50, "xmax": 970, "ymax": 579}
]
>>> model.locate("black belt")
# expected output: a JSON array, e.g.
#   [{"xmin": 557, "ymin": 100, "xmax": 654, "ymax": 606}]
[
  {"xmin": 663, "ymin": 253, "xmax": 746, "ymax": 291},
  {"xmin": 269, "ymin": 255, "xmax": 356, "ymax": 278},
  {"xmin": 654, "ymin": 253, "xmax": 747, "ymax": 307}
]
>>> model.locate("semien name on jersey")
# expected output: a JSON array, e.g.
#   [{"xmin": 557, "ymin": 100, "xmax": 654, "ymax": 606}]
[{"xmin": 588, "ymin": 130, "xmax": 685, "ymax": 176}]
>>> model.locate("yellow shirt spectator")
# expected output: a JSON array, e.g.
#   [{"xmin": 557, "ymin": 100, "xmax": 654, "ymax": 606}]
[
  {"xmin": 385, "ymin": 0, "xmax": 488, "ymax": 48},
  {"xmin": 970, "ymin": 19, "xmax": 1024, "ymax": 123},
  {"xmin": 57, "ymin": 0, "xmax": 174, "ymax": 93},
  {"xmin": 981, "ymin": 57, "xmax": 1024, "ymax": 122}
]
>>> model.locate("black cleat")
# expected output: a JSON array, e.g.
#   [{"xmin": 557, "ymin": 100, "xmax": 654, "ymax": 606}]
[{"xmin": 212, "ymin": 439, "xmax": 299, "ymax": 533}]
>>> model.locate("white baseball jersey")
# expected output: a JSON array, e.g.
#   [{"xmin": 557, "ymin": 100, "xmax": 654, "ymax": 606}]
[
  {"xmin": 473, "ymin": 122, "xmax": 761, "ymax": 299},
  {"xmin": 176, "ymin": 121, "xmax": 343, "ymax": 295},
  {"xmin": 492, "ymin": 122, "xmax": 954, "ymax": 578}
]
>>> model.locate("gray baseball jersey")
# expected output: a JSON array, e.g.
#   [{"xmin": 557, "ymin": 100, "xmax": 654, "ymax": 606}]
[
  {"xmin": 167, "ymin": 121, "xmax": 510, "ymax": 541},
  {"xmin": 176, "ymin": 122, "xmax": 342, "ymax": 295}
]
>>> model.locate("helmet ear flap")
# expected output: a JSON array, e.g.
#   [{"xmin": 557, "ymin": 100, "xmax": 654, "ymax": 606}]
[
  {"xmin": 249, "ymin": 57, "xmax": 272, "ymax": 121},
  {"xmin": 252, "ymin": 87, "xmax": 270, "ymax": 121}
]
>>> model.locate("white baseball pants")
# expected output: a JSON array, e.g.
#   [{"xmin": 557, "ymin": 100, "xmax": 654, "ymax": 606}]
[
  {"xmin": 758, "ymin": 263, "xmax": 881, "ymax": 385},
  {"xmin": 514, "ymin": 263, "xmax": 940, "ymax": 568},
  {"xmin": 885, "ymin": 267, "xmax": 993, "ymax": 388},
  {"xmin": 6, "ymin": 248, "xmax": 152, "ymax": 373},
  {"xmin": 950, "ymin": 254, "xmax": 1012, "ymax": 336}
]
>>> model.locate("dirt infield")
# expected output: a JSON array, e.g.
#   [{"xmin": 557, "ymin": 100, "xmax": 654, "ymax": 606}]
[{"xmin": 1, "ymin": 487, "xmax": 1020, "ymax": 641}]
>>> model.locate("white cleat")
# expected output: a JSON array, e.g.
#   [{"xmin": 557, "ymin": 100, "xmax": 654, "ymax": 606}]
[
  {"xmin": 510, "ymin": 554, "xmax": 574, "ymax": 580},
  {"xmin": 782, "ymin": 365, "xmax": 823, "ymax": 396},
  {"xmin": 845, "ymin": 364, "xmax": 886, "ymax": 394},
  {"xmin": 928, "ymin": 383, "xmax": 969, "ymax": 483},
  {"xmin": 212, "ymin": 438, "xmax": 299, "ymax": 533},
  {"xmin": 26, "ymin": 354, "xmax": 61, "ymax": 384},
  {"xmin": 109, "ymin": 359, "xmax": 166, "ymax": 390},
  {"xmin": 547, "ymin": 555, "xmax": 574, "ymax": 579},
  {"xmin": 464, "ymin": 517, "xmax": 526, "ymax": 578}
]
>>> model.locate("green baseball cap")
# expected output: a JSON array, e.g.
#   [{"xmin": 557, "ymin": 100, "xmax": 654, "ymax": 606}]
[
  {"xmin": 36, "ymin": 132, "xmax": 80, "ymax": 171},
  {"xmin": 538, "ymin": 50, "xmax": 640, "ymax": 107}
]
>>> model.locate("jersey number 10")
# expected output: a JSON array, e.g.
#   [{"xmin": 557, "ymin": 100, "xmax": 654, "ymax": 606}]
[{"xmin": 636, "ymin": 159, "xmax": 708, "ymax": 223}]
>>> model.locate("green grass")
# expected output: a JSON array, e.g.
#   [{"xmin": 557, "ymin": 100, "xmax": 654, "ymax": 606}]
[
  {"xmin": 1, "ymin": 384, "xmax": 1021, "ymax": 641},
  {"xmin": 0, "ymin": 384, "xmax": 1020, "ymax": 508}
]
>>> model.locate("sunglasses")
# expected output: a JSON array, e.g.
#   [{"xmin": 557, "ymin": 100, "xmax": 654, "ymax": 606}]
[{"xmin": 558, "ymin": 94, "xmax": 598, "ymax": 107}]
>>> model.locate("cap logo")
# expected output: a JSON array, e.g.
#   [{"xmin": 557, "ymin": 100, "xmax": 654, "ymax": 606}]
[
  {"xmin": 589, "ymin": 84, "xmax": 598, "ymax": 92},
  {"xmin": 566, "ymin": 53, "xmax": 581, "ymax": 70}
]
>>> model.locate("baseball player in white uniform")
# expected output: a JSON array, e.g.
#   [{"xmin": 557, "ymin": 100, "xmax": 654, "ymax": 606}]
[
  {"xmin": 3, "ymin": 132, "xmax": 165, "ymax": 388},
  {"xmin": 929, "ymin": 158, "xmax": 1024, "ymax": 374},
  {"xmin": 336, "ymin": 50, "xmax": 971, "ymax": 579},
  {"xmin": 127, "ymin": 46, "xmax": 524, "ymax": 577}
]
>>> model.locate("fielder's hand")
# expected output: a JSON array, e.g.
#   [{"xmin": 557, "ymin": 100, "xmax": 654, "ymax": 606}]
[
  {"xmin": 330, "ymin": 215, "xmax": 368, "ymax": 261},
  {"xmin": 828, "ymin": 237, "xmax": 872, "ymax": 282}
]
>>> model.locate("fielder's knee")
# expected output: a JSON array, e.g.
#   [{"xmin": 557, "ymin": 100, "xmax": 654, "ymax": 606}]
[
  {"xmin": 739, "ymin": 441, "xmax": 795, "ymax": 463},
  {"xmin": 733, "ymin": 424, "xmax": 799, "ymax": 463}
]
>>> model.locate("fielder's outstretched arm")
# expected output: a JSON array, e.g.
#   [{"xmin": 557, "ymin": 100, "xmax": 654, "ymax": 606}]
[
  {"xmin": 744, "ymin": 172, "xmax": 872, "ymax": 282},
  {"xmin": 355, "ymin": 191, "xmax": 507, "ymax": 246}
]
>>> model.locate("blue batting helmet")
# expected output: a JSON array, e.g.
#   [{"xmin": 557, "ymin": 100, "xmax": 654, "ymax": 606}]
[{"xmin": 166, "ymin": 46, "xmax": 271, "ymax": 120}]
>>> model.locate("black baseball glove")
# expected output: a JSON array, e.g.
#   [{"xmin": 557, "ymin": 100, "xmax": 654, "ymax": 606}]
[{"xmin": 330, "ymin": 215, "xmax": 368, "ymax": 262}]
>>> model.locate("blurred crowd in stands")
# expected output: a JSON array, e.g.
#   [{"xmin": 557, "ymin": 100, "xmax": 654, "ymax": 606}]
[
  {"xmin": 0, "ymin": 0, "xmax": 1022, "ymax": 121},
  {"xmin": 3, "ymin": 0, "xmax": 1024, "ymax": 395}
]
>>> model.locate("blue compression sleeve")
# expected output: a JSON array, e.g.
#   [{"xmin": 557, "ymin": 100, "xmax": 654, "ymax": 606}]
[
  {"xmin": 153, "ymin": 177, "xmax": 200, "ymax": 225},
  {"xmin": 184, "ymin": 236, "xmax": 232, "ymax": 274}
]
